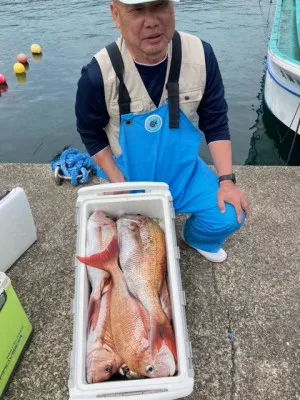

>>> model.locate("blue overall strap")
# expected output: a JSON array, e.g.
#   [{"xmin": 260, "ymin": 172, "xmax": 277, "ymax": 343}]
[
  {"xmin": 106, "ymin": 42, "xmax": 131, "ymax": 115},
  {"xmin": 166, "ymin": 31, "xmax": 182, "ymax": 129}
]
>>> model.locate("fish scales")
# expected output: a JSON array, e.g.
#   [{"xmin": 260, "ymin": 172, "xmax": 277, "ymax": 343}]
[
  {"xmin": 78, "ymin": 211, "xmax": 123, "ymax": 383},
  {"xmin": 86, "ymin": 282, "xmax": 122, "ymax": 383},
  {"xmin": 109, "ymin": 259, "xmax": 151, "ymax": 360},
  {"xmin": 117, "ymin": 215, "xmax": 177, "ymax": 361},
  {"xmin": 117, "ymin": 215, "xmax": 166, "ymax": 315}
]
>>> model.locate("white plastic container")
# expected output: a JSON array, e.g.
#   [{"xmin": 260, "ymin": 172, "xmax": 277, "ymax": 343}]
[
  {"xmin": 0, "ymin": 188, "xmax": 37, "ymax": 273},
  {"xmin": 69, "ymin": 182, "xmax": 194, "ymax": 400}
]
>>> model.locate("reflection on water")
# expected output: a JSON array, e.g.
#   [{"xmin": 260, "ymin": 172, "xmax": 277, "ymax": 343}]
[
  {"xmin": 245, "ymin": 64, "xmax": 300, "ymax": 166},
  {"xmin": 260, "ymin": 104, "xmax": 300, "ymax": 166},
  {"xmin": 15, "ymin": 73, "xmax": 27, "ymax": 85},
  {"xmin": 0, "ymin": 84, "xmax": 8, "ymax": 96},
  {"xmin": 31, "ymin": 54, "xmax": 43, "ymax": 63}
]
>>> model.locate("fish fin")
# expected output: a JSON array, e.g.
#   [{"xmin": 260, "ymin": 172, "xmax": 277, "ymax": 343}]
[
  {"xmin": 163, "ymin": 321, "xmax": 178, "ymax": 362},
  {"xmin": 151, "ymin": 318, "xmax": 177, "ymax": 362},
  {"xmin": 160, "ymin": 280, "xmax": 172, "ymax": 321},
  {"xmin": 77, "ymin": 235, "xmax": 118, "ymax": 269},
  {"xmin": 103, "ymin": 282, "xmax": 114, "ymax": 349},
  {"xmin": 88, "ymin": 295, "xmax": 101, "ymax": 331},
  {"xmin": 104, "ymin": 325, "xmax": 115, "ymax": 350},
  {"xmin": 150, "ymin": 319, "xmax": 164, "ymax": 356},
  {"xmin": 102, "ymin": 279, "xmax": 112, "ymax": 295},
  {"xmin": 135, "ymin": 299, "xmax": 151, "ymax": 333}
]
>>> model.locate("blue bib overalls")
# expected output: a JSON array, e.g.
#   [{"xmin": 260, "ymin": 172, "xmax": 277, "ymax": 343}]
[{"xmin": 101, "ymin": 32, "xmax": 244, "ymax": 253}]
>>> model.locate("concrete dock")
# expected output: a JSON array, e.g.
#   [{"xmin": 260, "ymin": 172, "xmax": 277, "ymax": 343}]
[{"xmin": 1, "ymin": 164, "xmax": 300, "ymax": 400}]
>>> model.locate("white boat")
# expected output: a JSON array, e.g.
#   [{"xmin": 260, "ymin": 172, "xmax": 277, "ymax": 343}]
[{"xmin": 264, "ymin": 0, "xmax": 300, "ymax": 135}]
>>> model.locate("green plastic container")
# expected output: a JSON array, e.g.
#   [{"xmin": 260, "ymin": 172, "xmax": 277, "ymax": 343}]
[{"xmin": 0, "ymin": 272, "xmax": 32, "ymax": 398}]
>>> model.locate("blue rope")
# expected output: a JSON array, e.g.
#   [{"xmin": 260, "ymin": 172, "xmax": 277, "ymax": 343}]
[{"xmin": 50, "ymin": 148, "xmax": 103, "ymax": 186}]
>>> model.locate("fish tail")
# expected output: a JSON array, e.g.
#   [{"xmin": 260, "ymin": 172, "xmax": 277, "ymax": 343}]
[
  {"xmin": 151, "ymin": 318, "xmax": 177, "ymax": 362},
  {"xmin": 77, "ymin": 235, "xmax": 118, "ymax": 270}
]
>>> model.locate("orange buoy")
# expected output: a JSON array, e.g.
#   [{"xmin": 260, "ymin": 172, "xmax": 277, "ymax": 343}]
[{"xmin": 17, "ymin": 53, "xmax": 28, "ymax": 64}]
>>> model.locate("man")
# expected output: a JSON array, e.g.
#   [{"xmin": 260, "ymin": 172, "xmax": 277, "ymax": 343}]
[{"xmin": 75, "ymin": 0, "xmax": 250, "ymax": 262}]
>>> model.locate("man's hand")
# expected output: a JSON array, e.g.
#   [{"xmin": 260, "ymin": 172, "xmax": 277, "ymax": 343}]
[
  {"xmin": 218, "ymin": 181, "xmax": 250, "ymax": 223},
  {"xmin": 92, "ymin": 146, "xmax": 129, "ymax": 194}
]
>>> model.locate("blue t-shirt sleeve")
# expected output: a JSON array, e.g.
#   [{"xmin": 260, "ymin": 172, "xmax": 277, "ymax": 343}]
[
  {"xmin": 198, "ymin": 41, "xmax": 230, "ymax": 143},
  {"xmin": 75, "ymin": 58, "xmax": 110, "ymax": 157}
]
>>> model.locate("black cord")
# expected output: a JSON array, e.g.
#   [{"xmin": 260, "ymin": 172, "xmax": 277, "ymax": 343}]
[
  {"xmin": 286, "ymin": 115, "xmax": 300, "ymax": 165},
  {"xmin": 277, "ymin": 102, "xmax": 300, "ymax": 144}
]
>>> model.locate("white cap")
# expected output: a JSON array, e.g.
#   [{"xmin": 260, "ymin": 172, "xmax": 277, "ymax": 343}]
[{"xmin": 119, "ymin": 0, "xmax": 179, "ymax": 4}]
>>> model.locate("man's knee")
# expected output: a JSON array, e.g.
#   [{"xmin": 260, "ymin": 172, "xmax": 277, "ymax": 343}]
[
  {"xmin": 195, "ymin": 204, "xmax": 244, "ymax": 235},
  {"xmin": 219, "ymin": 204, "xmax": 245, "ymax": 235},
  {"xmin": 186, "ymin": 204, "xmax": 245, "ymax": 238}
]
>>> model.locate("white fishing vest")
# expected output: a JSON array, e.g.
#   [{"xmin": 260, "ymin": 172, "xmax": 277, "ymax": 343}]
[{"xmin": 94, "ymin": 31, "xmax": 206, "ymax": 157}]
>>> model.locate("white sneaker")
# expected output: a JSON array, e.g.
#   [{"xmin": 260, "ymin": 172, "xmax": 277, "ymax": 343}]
[{"xmin": 181, "ymin": 230, "xmax": 227, "ymax": 263}]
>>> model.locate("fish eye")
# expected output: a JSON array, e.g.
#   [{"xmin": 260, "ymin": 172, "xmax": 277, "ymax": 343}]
[
  {"xmin": 105, "ymin": 365, "xmax": 113, "ymax": 374},
  {"xmin": 129, "ymin": 222, "xmax": 137, "ymax": 231},
  {"xmin": 145, "ymin": 364, "xmax": 154, "ymax": 374}
]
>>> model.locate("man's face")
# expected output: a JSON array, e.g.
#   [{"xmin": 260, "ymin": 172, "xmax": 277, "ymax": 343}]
[{"xmin": 110, "ymin": 0, "xmax": 175, "ymax": 64}]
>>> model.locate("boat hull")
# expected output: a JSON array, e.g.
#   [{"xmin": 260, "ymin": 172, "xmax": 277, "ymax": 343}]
[{"xmin": 265, "ymin": 50, "xmax": 300, "ymax": 134}]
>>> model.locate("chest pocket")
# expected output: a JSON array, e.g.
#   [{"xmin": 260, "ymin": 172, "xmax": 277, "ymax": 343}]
[
  {"xmin": 179, "ymin": 88, "xmax": 202, "ymax": 122},
  {"xmin": 110, "ymin": 100, "xmax": 144, "ymax": 117}
]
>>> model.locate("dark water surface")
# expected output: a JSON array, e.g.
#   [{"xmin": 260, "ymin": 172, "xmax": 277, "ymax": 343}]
[{"xmin": 0, "ymin": 0, "xmax": 294, "ymax": 165}]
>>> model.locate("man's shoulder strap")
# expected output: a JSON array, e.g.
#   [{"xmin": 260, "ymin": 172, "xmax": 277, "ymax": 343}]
[
  {"xmin": 167, "ymin": 30, "xmax": 182, "ymax": 129},
  {"xmin": 106, "ymin": 41, "xmax": 131, "ymax": 116}
]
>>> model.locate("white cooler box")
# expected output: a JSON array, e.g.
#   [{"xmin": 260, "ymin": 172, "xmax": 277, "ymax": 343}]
[
  {"xmin": 69, "ymin": 182, "xmax": 194, "ymax": 400},
  {"xmin": 0, "ymin": 187, "xmax": 37, "ymax": 273}
]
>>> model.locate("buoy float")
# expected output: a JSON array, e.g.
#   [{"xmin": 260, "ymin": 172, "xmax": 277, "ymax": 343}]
[
  {"xmin": 0, "ymin": 74, "xmax": 6, "ymax": 85},
  {"xmin": 30, "ymin": 44, "xmax": 42, "ymax": 55},
  {"xmin": 17, "ymin": 53, "xmax": 28, "ymax": 64},
  {"xmin": 0, "ymin": 74, "xmax": 8, "ymax": 94},
  {"xmin": 13, "ymin": 62, "xmax": 26, "ymax": 74}
]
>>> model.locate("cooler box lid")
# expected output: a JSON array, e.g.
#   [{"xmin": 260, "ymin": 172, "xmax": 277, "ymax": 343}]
[{"xmin": 0, "ymin": 188, "xmax": 37, "ymax": 273}]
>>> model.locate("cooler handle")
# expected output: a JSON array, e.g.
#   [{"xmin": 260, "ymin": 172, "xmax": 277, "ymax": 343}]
[
  {"xmin": 0, "ymin": 292, "xmax": 7, "ymax": 311},
  {"xmin": 78, "ymin": 182, "xmax": 170, "ymax": 197}
]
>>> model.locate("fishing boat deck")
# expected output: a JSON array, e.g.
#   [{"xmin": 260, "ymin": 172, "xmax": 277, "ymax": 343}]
[
  {"xmin": 1, "ymin": 164, "xmax": 300, "ymax": 400},
  {"xmin": 276, "ymin": 0, "xmax": 300, "ymax": 61}
]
